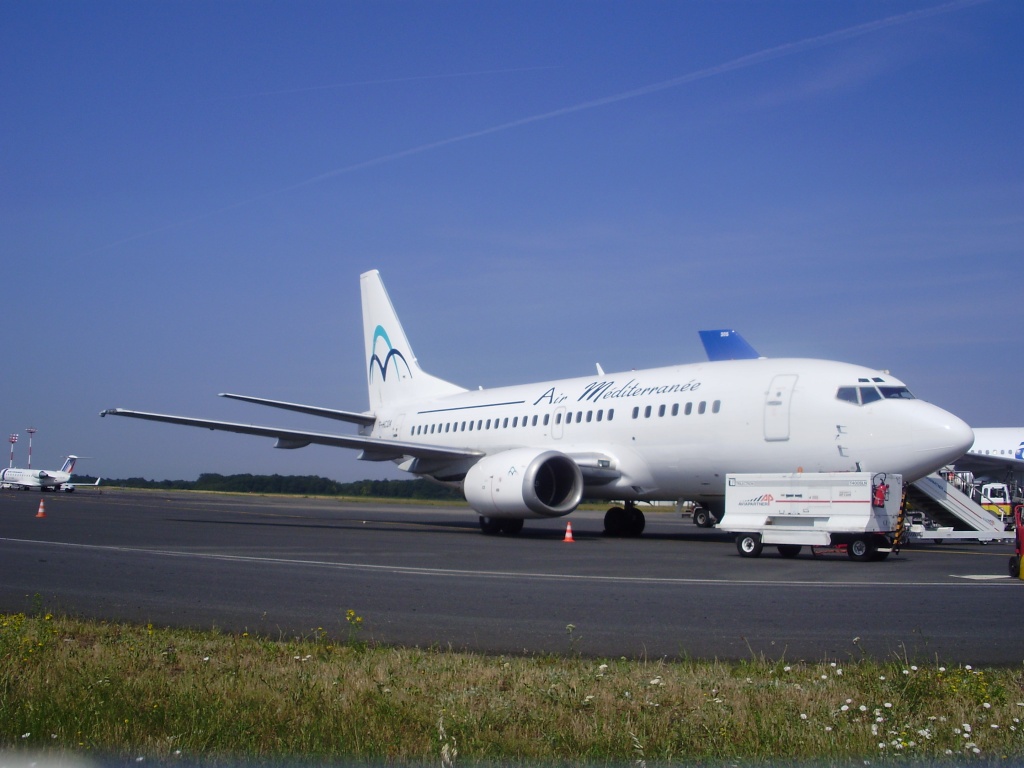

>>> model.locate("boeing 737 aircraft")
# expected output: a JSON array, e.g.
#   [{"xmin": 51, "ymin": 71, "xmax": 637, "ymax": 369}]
[
  {"xmin": 0, "ymin": 456, "xmax": 96, "ymax": 492},
  {"xmin": 102, "ymin": 270, "xmax": 974, "ymax": 536}
]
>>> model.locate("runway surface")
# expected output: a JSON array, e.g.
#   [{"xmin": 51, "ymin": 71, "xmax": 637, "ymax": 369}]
[{"xmin": 1, "ymin": 488, "xmax": 1021, "ymax": 664}]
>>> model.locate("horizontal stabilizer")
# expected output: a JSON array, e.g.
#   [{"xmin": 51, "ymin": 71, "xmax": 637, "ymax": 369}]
[
  {"xmin": 698, "ymin": 329, "xmax": 762, "ymax": 361},
  {"xmin": 219, "ymin": 393, "xmax": 376, "ymax": 427}
]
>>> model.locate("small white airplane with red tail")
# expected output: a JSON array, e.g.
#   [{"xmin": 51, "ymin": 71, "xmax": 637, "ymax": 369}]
[{"xmin": 0, "ymin": 456, "xmax": 98, "ymax": 492}]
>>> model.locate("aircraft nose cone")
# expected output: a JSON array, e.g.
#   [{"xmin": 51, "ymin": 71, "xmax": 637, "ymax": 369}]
[
  {"xmin": 910, "ymin": 407, "xmax": 974, "ymax": 478},
  {"xmin": 947, "ymin": 415, "xmax": 975, "ymax": 458}
]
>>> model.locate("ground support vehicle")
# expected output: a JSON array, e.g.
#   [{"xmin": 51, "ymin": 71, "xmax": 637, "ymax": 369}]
[{"xmin": 717, "ymin": 472, "xmax": 905, "ymax": 561}]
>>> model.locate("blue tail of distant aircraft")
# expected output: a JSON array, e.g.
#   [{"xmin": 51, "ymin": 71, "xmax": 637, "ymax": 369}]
[{"xmin": 698, "ymin": 330, "xmax": 761, "ymax": 361}]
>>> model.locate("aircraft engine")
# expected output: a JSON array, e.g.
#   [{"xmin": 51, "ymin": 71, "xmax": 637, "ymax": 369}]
[{"xmin": 463, "ymin": 449, "xmax": 583, "ymax": 518}]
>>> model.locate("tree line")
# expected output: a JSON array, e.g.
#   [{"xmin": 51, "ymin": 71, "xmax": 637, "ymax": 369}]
[{"xmin": 72, "ymin": 474, "xmax": 463, "ymax": 500}]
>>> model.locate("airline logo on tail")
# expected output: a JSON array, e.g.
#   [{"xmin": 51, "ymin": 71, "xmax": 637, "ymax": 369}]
[
  {"xmin": 60, "ymin": 456, "xmax": 77, "ymax": 474},
  {"xmin": 368, "ymin": 325, "xmax": 412, "ymax": 383}
]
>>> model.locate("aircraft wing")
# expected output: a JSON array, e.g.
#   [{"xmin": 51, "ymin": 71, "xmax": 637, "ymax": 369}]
[
  {"xmin": 100, "ymin": 409, "xmax": 483, "ymax": 462},
  {"xmin": 218, "ymin": 393, "xmax": 376, "ymax": 426},
  {"xmin": 952, "ymin": 452, "xmax": 1024, "ymax": 476}
]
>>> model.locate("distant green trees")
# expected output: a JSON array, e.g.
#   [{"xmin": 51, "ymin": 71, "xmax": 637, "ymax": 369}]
[{"xmin": 71, "ymin": 474, "xmax": 463, "ymax": 500}]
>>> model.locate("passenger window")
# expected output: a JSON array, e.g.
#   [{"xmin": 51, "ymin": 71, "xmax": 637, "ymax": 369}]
[
  {"xmin": 712, "ymin": 400, "xmax": 721, "ymax": 413},
  {"xmin": 596, "ymin": 410, "xmax": 603, "ymax": 422},
  {"xmin": 586, "ymin": 411, "xmax": 593, "ymax": 423},
  {"xmin": 512, "ymin": 417, "xmax": 518, "ymax": 428},
  {"xmin": 859, "ymin": 387, "xmax": 882, "ymax": 404},
  {"xmin": 836, "ymin": 387, "xmax": 859, "ymax": 404},
  {"xmin": 608, "ymin": 409, "xmax": 614, "ymax": 421},
  {"xmin": 543, "ymin": 414, "xmax": 550, "ymax": 426},
  {"xmin": 556, "ymin": 413, "xmax": 562, "ymax": 425},
  {"xmin": 632, "ymin": 407, "xmax": 639, "ymax": 419},
  {"xmin": 502, "ymin": 418, "xmax": 509, "ymax": 428},
  {"xmin": 698, "ymin": 401, "xmax": 706, "ymax": 414},
  {"xmin": 658, "ymin": 404, "xmax": 666, "ymax": 417},
  {"xmin": 685, "ymin": 403, "xmax": 693, "ymax": 416},
  {"xmin": 644, "ymin": 405, "xmax": 652, "ymax": 418},
  {"xmin": 671, "ymin": 403, "xmax": 679, "ymax": 416}
]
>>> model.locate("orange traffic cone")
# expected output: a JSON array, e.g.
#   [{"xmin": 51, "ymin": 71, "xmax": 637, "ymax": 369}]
[
  {"xmin": 36, "ymin": 498, "xmax": 46, "ymax": 519},
  {"xmin": 563, "ymin": 521, "xmax": 574, "ymax": 542}
]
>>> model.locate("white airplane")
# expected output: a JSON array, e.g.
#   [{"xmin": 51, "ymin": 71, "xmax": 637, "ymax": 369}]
[
  {"xmin": 956, "ymin": 428, "xmax": 1024, "ymax": 475},
  {"xmin": 953, "ymin": 428, "xmax": 1024, "ymax": 516},
  {"xmin": 101, "ymin": 270, "xmax": 974, "ymax": 536},
  {"xmin": 0, "ymin": 455, "xmax": 98, "ymax": 492}
]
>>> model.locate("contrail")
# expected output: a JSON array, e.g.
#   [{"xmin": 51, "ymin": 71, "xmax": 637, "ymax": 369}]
[
  {"xmin": 210, "ymin": 66, "xmax": 560, "ymax": 100},
  {"xmin": 91, "ymin": 0, "xmax": 988, "ymax": 254},
  {"xmin": 290, "ymin": 0, "xmax": 988, "ymax": 189}
]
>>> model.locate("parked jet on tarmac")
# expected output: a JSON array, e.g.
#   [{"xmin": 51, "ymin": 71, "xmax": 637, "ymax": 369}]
[
  {"xmin": 954, "ymin": 427, "xmax": 1024, "ymax": 494},
  {"xmin": 0, "ymin": 456, "xmax": 97, "ymax": 492},
  {"xmin": 102, "ymin": 270, "xmax": 973, "ymax": 535}
]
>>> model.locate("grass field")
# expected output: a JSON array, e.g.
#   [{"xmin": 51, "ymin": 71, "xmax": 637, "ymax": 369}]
[{"xmin": 2, "ymin": 610, "xmax": 1023, "ymax": 765}]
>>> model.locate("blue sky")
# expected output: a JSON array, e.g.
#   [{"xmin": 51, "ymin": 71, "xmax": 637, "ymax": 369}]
[{"xmin": 2, "ymin": 0, "xmax": 1020, "ymax": 482}]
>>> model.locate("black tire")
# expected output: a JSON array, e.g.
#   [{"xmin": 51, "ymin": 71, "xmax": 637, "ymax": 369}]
[
  {"xmin": 604, "ymin": 506, "xmax": 627, "ymax": 537},
  {"xmin": 777, "ymin": 544, "xmax": 802, "ymax": 558},
  {"xmin": 499, "ymin": 518, "xmax": 524, "ymax": 535},
  {"xmin": 626, "ymin": 507, "xmax": 646, "ymax": 537},
  {"xmin": 479, "ymin": 516, "xmax": 502, "ymax": 535},
  {"xmin": 693, "ymin": 508, "xmax": 711, "ymax": 528},
  {"xmin": 1009, "ymin": 556, "xmax": 1020, "ymax": 579},
  {"xmin": 736, "ymin": 533, "xmax": 763, "ymax": 558},
  {"xmin": 847, "ymin": 537, "xmax": 876, "ymax": 562}
]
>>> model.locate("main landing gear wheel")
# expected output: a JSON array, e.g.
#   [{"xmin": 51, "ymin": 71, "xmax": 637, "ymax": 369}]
[
  {"xmin": 603, "ymin": 504, "xmax": 646, "ymax": 537},
  {"xmin": 736, "ymin": 532, "xmax": 763, "ymax": 558},
  {"xmin": 777, "ymin": 544, "xmax": 802, "ymax": 558},
  {"xmin": 1009, "ymin": 555, "xmax": 1020, "ymax": 579},
  {"xmin": 693, "ymin": 507, "xmax": 713, "ymax": 528},
  {"xmin": 479, "ymin": 516, "xmax": 524, "ymax": 535}
]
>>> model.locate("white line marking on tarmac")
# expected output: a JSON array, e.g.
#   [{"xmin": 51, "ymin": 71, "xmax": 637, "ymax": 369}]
[{"xmin": 1, "ymin": 537, "xmax": 1017, "ymax": 588}]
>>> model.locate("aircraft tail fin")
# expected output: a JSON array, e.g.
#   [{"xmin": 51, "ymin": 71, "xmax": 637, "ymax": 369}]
[
  {"xmin": 60, "ymin": 455, "xmax": 78, "ymax": 474},
  {"xmin": 698, "ymin": 329, "xmax": 763, "ymax": 361},
  {"xmin": 360, "ymin": 270, "xmax": 467, "ymax": 410}
]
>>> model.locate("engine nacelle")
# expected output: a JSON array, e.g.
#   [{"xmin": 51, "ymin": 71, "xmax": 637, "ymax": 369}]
[{"xmin": 463, "ymin": 449, "xmax": 583, "ymax": 518}]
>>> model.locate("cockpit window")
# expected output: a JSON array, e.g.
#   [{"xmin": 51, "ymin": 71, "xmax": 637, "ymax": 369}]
[
  {"xmin": 836, "ymin": 387, "xmax": 859, "ymax": 404},
  {"xmin": 859, "ymin": 387, "xmax": 882, "ymax": 404},
  {"xmin": 838, "ymin": 384, "xmax": 916, "ymax": 405},
  {"xmin": 878, "ymin": 386, "xmax": 915, "ymax": 400}
]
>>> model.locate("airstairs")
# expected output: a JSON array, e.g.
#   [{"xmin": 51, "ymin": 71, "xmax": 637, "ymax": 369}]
[{"xmin": 906, "ymin": 472, "xmax": 1011, "ymax": 542}]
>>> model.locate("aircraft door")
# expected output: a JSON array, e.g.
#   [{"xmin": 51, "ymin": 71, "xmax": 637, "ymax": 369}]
[{"xmin": 764, "ymin": 374, "xmax": 798, "ymax": 442}]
